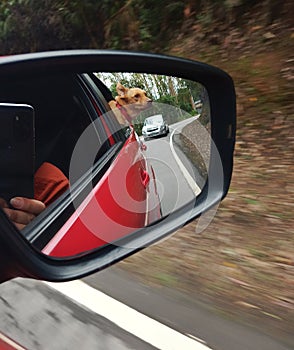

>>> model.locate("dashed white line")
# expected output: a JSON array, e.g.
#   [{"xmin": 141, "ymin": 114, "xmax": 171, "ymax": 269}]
[{"xmin": 45, "ymin": 280, "xmax": 213, "ymax": 350}]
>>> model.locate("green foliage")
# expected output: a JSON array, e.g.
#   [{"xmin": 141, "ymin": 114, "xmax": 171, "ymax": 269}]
[
  {"xmin": 133, "ymin": 122, "xmax": 144, "ymax": 136},
  {"xmin": 156, "ymin": 95, "xmax": 178, "ymax": 106},
  {"xmin": 0, "ymin": 0, "xmax": 288, "ymax": 54},
  {"xmin": 0, "ymin": 0, "xmax": 109, "ymax": 53},
  {"xmin": 135, "ymin": 0, "xmax": 185, "ymax": 50}
]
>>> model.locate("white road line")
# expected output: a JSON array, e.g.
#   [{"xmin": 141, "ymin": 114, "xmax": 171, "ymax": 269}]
[
  {"xmin": 45, "ymin": 280, "xmax": 212, "ymax": 350},
  {"xmin": 169, "ymin": 127, "xmax": 202, "ymax": 196}
]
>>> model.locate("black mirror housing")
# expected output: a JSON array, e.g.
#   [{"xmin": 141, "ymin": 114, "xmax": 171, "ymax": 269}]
[{"xmin": 0, "ymin": 50, "xmax": 236, "ymax": 283}]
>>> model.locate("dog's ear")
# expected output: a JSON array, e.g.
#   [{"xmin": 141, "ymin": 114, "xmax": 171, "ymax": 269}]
[{"xmin": 116, "ymin": 82, "xmax": 128, "ymax": 96}]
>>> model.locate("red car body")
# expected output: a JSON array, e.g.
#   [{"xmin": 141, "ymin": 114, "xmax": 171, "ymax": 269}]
[
  {"xmin": 42, "ymin": 128, "xmax": 161, "ymax": 257},
  {"xmin": 0, "ymin": 334, "xmax": 26, "ymax": 350}
]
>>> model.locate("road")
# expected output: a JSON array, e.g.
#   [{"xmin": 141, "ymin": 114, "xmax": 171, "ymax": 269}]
[
  {"xmin": 144, "ymin": 135, "xmax": 195, "ymax": 216},
  {"xmin": 143, "ymin": 116, "xmax": 205, "ymax": 216},
  {"xmin": 0, "ymin": 274, "xmax": 155, "ymax": 350},
  {"xmin": 0, "ymin": 266, "xmax": 292, "ymax": 350}
]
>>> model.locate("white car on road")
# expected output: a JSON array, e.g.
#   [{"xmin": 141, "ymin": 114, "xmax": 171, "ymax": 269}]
[{"xmin": 142, "ymin": 114, "xmax": 169, "ymax": 140}]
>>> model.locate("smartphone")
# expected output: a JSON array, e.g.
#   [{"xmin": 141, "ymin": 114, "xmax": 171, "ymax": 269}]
[{"xmin": 0, "ymin": 103, "xmax": 35, "ymax": 202}]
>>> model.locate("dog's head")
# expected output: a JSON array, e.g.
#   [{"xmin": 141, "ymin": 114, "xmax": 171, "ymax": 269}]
[{"xmin": 115, "ymin": 82, "xmax": 152, "ymax": 112}]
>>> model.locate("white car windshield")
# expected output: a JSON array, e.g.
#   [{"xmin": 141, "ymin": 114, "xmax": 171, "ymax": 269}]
[{"xmin": 145, "ymin": 115, "xmax": 163, "ymax": 125}]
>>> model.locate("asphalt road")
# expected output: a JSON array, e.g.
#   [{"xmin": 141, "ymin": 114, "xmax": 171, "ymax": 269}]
[
  {"xmin": 0, "ymin": 276, "xmax": 155, "ymax": 350},
  {"xmin": 0, "ymin": 267, "xmax": 291, "ymax": 350},
  {"xmin": 143, "ymin": 117, "xmax": 205, "ymax": 216},
  {"xmin": 144, "ymin": 135, "xmax": 195, "ymax": 216}
]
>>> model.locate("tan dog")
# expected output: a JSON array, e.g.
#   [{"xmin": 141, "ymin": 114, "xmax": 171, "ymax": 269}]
[{"xmin": 109, "ymin": 82, "xmax": 152, "ymax": 125}]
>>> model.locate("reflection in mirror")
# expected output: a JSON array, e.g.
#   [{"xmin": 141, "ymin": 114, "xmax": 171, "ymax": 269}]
[
  {"xmin": 0, "ymin": 71, "xmax": 211, "ymax": 258},
  {"xmin": 96, "ymin": 72, "xmax": 211, "ymax": 217}
]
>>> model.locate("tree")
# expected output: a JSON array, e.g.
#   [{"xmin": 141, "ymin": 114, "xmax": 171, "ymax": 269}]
[{"xmin": 0, "ymin": 0, "xmax": 109, "ymax": 54}]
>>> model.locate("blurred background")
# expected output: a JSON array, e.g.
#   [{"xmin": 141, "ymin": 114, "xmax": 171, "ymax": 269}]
[{"xmin": 0, "ymin": 0, "xmax": 293, "ymax": 345}]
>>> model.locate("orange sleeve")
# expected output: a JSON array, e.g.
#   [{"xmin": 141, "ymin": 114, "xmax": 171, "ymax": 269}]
[{"xmin": 34, "ymin": 162, "xmax": 69, "ymax": 206}]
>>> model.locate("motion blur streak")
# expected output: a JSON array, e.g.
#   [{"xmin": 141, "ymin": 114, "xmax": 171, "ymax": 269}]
[{"xmin": 45, "ymin": 280, "xmax": 213, "ymax": 350}]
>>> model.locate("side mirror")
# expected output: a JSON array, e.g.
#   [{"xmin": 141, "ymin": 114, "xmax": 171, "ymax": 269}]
[{"xmin": 0, "ymin": 50, "xmax": 235, "ymax": 283}]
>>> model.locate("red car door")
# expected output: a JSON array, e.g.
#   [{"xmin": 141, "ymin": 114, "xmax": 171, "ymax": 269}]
[
  {"xmin": 0, "ymin": 332, "xmax": 25, "ymax": 350},
  {"xmin": 42, "ymin": 127, "xmax": 155, "ymax": 257}
]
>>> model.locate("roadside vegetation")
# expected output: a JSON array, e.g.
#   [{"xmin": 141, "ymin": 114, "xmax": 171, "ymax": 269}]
[{"xmin": 0, "ymin": 0, "xmax": 293, "ymax": 346}]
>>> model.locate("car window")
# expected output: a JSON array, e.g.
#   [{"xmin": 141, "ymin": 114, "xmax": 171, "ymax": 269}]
[
  {"xmin": 83, "ymin": 73, "xmax": 131, "ymax": 144},
  {"xmin": 0, "ymin": 74, "xmax": 111, "ymax": 177},
  {"xmin": 146, "ymin": 115, "xmax": 163, "ymax": 124}
]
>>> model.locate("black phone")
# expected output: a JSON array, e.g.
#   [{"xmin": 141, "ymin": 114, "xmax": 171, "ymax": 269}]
[{"xmin": 0, "ymin": 103, "xmax": 35, "ymax": 202}]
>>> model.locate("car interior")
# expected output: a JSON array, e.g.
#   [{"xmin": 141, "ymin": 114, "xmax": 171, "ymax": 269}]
[{"xmin": 0, "ymin": 74, "xmax": 95, "ymax": 178}]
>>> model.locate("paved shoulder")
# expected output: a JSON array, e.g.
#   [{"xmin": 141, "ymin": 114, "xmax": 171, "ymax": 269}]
[
  {"xmin": 0, "ymin": 278, "xmax": 155, "ymax": 350},
  {"xmin": 84, "ymin": 266, "xmax": 292, "ymax": 350}
]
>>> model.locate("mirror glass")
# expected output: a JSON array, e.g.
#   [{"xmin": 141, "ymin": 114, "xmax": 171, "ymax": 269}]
[
  {"xmin": 96, "ymin": 72, "xmax": 210, "ymax": 214},
  {"xmin": 0, "ymin": 71, "xmax": 211, "ymax": 257}
]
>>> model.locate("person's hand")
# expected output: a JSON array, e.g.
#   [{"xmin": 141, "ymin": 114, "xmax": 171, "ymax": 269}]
[{"xmin": 1, "ymin": 197, "xmax": 46, "ymax": 230}]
